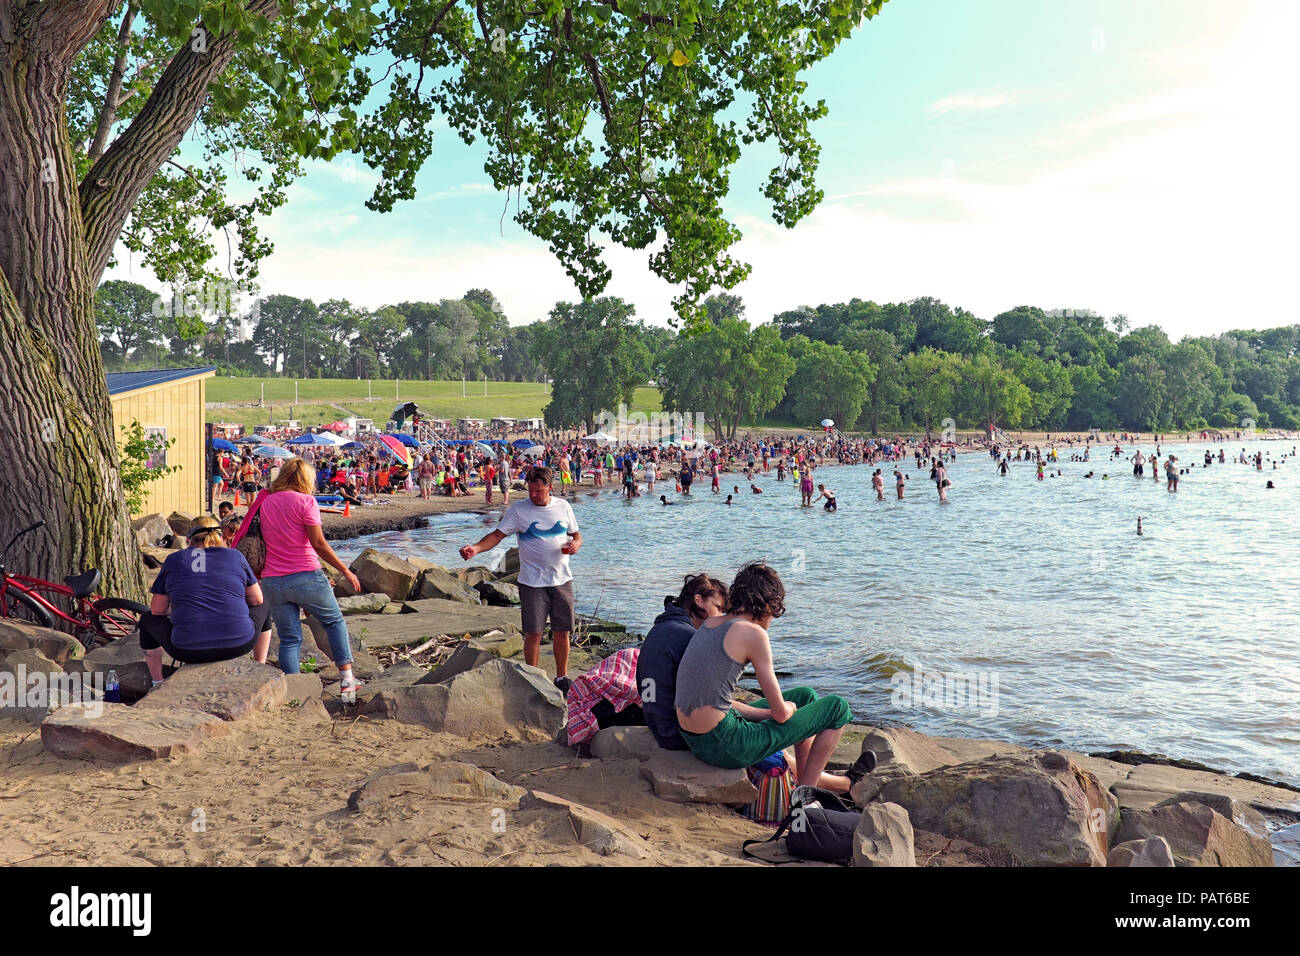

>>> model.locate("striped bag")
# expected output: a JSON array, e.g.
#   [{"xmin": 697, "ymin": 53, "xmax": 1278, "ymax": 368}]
[{"xmin": 743, "ymin": 753, "xmax": 794, "ymax": 827}]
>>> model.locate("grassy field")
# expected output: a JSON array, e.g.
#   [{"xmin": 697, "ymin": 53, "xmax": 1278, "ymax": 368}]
[{"xmin": 205, "ymin": 378, "xmax": 664, "ymax": 428}]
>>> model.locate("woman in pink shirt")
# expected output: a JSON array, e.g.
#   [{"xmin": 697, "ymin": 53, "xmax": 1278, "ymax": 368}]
[{"xmin": 242, "ymin": 459, "xmax": 363, "ymax": 691}]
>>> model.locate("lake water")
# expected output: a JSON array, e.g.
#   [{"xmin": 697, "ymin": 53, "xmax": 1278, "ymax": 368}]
[{"xmin": 335, "ymin": 441, "xmax": 1300, "ymax": 787}]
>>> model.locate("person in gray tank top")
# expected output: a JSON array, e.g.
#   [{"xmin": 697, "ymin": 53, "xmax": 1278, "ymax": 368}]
[{"xmin": 674, "ymin": 562, "xmax": 876, "ymax": 795}]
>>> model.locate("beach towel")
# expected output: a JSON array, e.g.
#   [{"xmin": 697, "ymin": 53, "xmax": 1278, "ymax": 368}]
[{"xmin": 566, "ymin": 648, "xmax": 641, "ymax": 745}]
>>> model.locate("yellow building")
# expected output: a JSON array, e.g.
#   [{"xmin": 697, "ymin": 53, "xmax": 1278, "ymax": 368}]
[{"xmin": 107, "ymin": 367, "xmax": 217, "ymax": 518}]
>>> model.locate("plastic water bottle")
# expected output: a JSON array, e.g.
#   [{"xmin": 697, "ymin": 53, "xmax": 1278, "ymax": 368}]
[{"xmin": 105, "ymin": 670, "xmax": 120, "ymax": 704}]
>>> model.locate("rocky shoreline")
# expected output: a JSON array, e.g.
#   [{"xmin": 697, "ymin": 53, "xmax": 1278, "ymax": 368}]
[{"xmin": 21, "ymin": 511, "xmax": 1289, "ymax": 866}]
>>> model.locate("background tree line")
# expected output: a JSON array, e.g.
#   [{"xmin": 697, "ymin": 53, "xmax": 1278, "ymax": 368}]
[{"xmin": 96, "ymin": 280, "xmax": 1300, "ymax": 437}]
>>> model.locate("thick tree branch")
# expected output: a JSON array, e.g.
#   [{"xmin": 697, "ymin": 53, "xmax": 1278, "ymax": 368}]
[{"xmin": 79, "ymin": 0, "xmax": 281, "ymax": 286}]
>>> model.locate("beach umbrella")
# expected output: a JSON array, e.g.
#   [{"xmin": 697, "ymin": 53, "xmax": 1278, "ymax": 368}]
[
  {"xmin": 521, "ymin": 445, "xmax": 546, "ymax": 458},
  {"xmin": 377, "ymin": 433, "xmax": 412, "ymax": 466},
  {"xmin": 511, "ymin": 439, "xmax": 536, "ymax": 448},
  {"xmin": 821, "ymin": 419, "xmax": 834, "ymax": 427},
  {"xmin": 342, "ymin": 441, "xmax": 365, "ymax": 449},
  {"xmin": 254, "ymin": 445, "xmax": 294, "ymax": 458},
  {"xmin": 235, "ymin": 435, "xmax": 261, "ymax": 444},
  {"xmin": 286, "ymin": 433, "xmax": 337, "ymax": 445},
  {"xmin": 584, "ymin": 430, "xmax": 616, "ymax": 443},
  {"xmin": 210, "ymin": 437, "xmax": 238, "ymax": 453},
  {"xmin": 471, "ymin": 441, "xmax": 495, "ymax": 459},
  {"xmin": 385, "ymin": 432, "xmax": 419, "ymax": 447}
]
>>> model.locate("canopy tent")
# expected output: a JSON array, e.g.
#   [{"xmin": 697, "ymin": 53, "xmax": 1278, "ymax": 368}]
[
  {"xmin": 342, "ymin": 441, "xmax": 365, "ymax": 449},
  {"xmin": 235, "ymin": 435, "xmax": 262, "ymax": 444},
  {"xmin": 511, "ymin": 439, "xmax": 537, "ymax": 448},
  {"xmin": 210, "ymin": 437, "xmax": 238, "ymax": 453},
  {"xmin": 583, "ymin": 431, "xmax": 616, "ymax": 443},
  {"xmin": 520, "ymin": 444, "xmax": 547, "ymax": 458},
  {"xmin": 323, "ymin": 420, "xmax": 350, "ymax": 432},
  {"xmin": 254, "ymin": 445, "xmax": 293, "ymax": 459},
  {"xmin": 384, "ymin": 432, "xmax": 420, "ymax": 447}
]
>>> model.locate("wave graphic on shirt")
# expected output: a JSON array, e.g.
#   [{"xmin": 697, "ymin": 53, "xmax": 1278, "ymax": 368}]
[{"xmin": 519, "ymin": 520, "xmax": 569, "ymax": 540}]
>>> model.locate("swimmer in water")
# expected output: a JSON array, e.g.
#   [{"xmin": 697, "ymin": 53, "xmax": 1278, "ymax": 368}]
[
  {"xmin": 659, "ymin": 495, "xmax": 673, "ymax": 505},
  {"xmin": 734, "ymin": 485, "xmax": 740, "ymax": 495},
  {"xmin": 724, "ymin": 494, "xmax": 733, "ymax": 505},
  {"xmin": 816, "ymin": 484, "xmax": 837, "ymax": 511},
  {"xmin": 750, "ymin": 483, "xmax": 763, "ymax": 494}
]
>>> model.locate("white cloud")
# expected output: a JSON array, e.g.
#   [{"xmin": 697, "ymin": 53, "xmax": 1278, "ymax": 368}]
[{"xmin": 927, "ymin": 92, "xmax": 1015, "ymax": 114}]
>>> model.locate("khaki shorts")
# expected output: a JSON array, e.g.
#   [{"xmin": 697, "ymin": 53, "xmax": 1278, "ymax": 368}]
[{"xmin": 518, "ymin": 581, "xmax": 575, "ymax": 635}]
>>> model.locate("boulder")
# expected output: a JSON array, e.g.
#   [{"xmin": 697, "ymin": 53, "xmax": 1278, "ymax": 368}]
[
  {"xmin": 131, "ymin": 513, "xmax": 172, "ymax": 548},
  {"xmin": 136, "ymin": 658, "xmax": 287, "ymax": 721},
  {"xmin": 861, "ymin": 726, "xmax": 959, "ymax": 776},
  {"xmin": 1272, "ymin": 822, "xmax": 1300, "ymax": 867},
  {"xmin": 418, "ymin": 637, "xmax": 522, "ymax": 685},
  {"xmin": 503, "ymin": 547, "xmax": 520, "ymax": 575},
  {"xmin": 1114, "ymin": 800, "xmax": 1274, "ymax": 867},
  {"xmin": 350, "ymin": 549, "xmax": 420, "ymax": 601},
  {"xmin": 519, "ymin": 790, "xmax": 648, "ymax": 859},
  {"xmin": 140, "ymin": 545, "xmax": 174, "ymax": 569},
  {"xmin": 0, "ymin": 648, "xmax": 78, "ymax": 723},
  {"xmin": 165, "ymin": 511, "xmax": 197, "ymax": 536},
  {"xmin": 590, "ymin": 725, "xmax": 661, "ymax": 761},
  {"xmin": 636, "ymin": 750, "xmax": 758, "ymax": 805},
  {"xmin": 412, "ymin": 565, "xmax": 481, "ymax": 604},
  {"xmin": 1153, "ymin": 790, "xmax": 1271, "ymax": 843},
  {"xmin": 302, "ymin": 616, "xmax": 383, "ymax": 680},
  {"xmin": 78, "ymin": 632, "xmax": 154, "ymax": 701},
  {"xmin": 0, "ymin": 620, "xmax": 84, "ymax": 665},
  {"xmin": 1108, "ymin": 837, "xmax": 1176, "ymax": 867},
  {"xmin": 41, "ymin": 702, "xmax": 232, "ymax": 762},
  {"xmin": 876, "ymin": 751, "xmax": 1118, "ymax": 867},
  {"xmin": 283, "ymin": 672, "xmax": 324, "ymax": 702},
  {"xmin": 368, "ymin": 659, "xmax": 564, "ymax": 739},
  {"xmin": 453, "ymin": 566, "xmax": 494, "ymax": 588},
  {"xmin": 347, "ymin": 760, "xmax": 527, "ymax": 811},
  {"xmin": 296, "ymin": 696, "xmax": 332, "ymax": 725},
  {"xmin": 335, "ymin": 593, "xmax": 392, "ymax": 615},
  {"xmin": 354, "ymin": 600, "xmax": 521, "ymax": 649},
  {"xmin": 348, "ymin": 661, "xmax": 427, "ymax": 703},
  {"xmin": 853, "ymin": 802, "xmax": 916, "ymax": 867},
  {"xmin": 322, "ymin": 563, "xmax": 358, "ymax": 598},
  {"xmin": 475, "ymin": 580, "xmax": 520, "ymax": 607}
]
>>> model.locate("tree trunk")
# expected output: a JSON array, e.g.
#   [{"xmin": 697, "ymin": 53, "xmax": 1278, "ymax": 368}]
[{"xmin": 0, "ymin": 1, "xmax": 147, "ymax": 601}]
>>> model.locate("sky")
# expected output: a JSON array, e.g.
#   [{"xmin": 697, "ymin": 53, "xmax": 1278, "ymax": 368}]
[{"xmin": 106, "ymin": 0, "xmax": 1300, "ymax": 338}]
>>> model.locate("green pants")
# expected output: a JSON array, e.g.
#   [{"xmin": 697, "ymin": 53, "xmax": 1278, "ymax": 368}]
[{"xmin": 680, "ymin": 686, "xmax": 852, "ymax": 769}]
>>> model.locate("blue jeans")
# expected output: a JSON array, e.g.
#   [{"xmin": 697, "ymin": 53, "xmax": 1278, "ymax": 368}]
[{"xmin": 260, "ymin": 569, "xmax": 352, "ymax": 674}]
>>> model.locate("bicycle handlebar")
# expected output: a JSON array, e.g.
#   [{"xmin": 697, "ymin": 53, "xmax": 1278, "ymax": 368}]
[{"xmin": 1, "ymin": 520, "xmax": 46, "ymax": 563}]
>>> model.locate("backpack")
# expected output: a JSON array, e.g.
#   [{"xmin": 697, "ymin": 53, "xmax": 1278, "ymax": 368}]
[
  {"xmin": 742, "ymin": 787, "xmax": 859, "ymax": 865},
  {"xmin": 742, "ymin": 753, "xmax": 794, "ymax": 827}
]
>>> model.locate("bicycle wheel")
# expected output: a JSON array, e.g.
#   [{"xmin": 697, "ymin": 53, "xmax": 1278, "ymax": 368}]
[
  {"xmin": 2, "ymin": 588, "xmax": 56, "ymax": 629},
  {"xmin": 89, "ymin": 597, "xmax": 148, "ymax": 642}
]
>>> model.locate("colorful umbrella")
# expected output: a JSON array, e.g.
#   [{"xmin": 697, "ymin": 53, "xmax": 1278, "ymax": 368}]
[
  {"xmin": 377, "ymin": 434, "xmax": 411, "ymax": 466},
  {"xmin": 254, "ymin": 445, "xmax": 294, "ymax": 459}
]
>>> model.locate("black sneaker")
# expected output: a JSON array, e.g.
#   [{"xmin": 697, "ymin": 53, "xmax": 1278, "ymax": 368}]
[
  {"xmin": 553, "ymin": 676, "xmax": 573, "ymax": 695},
  {"xmin": 844, "ymin": 749, "xmax": 878, "ymax": 787}
]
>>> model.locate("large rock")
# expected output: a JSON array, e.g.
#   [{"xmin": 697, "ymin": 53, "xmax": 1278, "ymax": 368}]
[
  {"xmin": 165, "ymin": 511, "xmax": 197, "ymax": 536},
  {"xmin": 417, "ymin": 636, "xmax": 523, "ymax": 685},
  {"xmin": 283, "ymin": 672, "xmax": 324, "ymax": 701},
  {"xmin": 350, "ymin": 549, "xmax": 420, "ymax": 601},
  {"xmin": 1108, "ymin": 837, "xmax": 1176, "ymax": 867},
  {"xmin": 519, "ymin": 790, "xmax": 648, "ymax": 859},
  {"xmin": 302, "ymin": 616, "xmax": 383, "ymax": 680},
  {"xmin": 1114, "ymin": 799, "xmax": 1274, "ymax": 867},
  {"xmin": 136, "ymin": 658, "xmax": 287, "ymax": 721},
  {"xmin": 861, "ymin": 727, "xmax": 959, "ymax": 775},
  {"xmin": 853, "ymin": 802, "xmax": 916, "ymax": 867},
  {"xmin": 368, "ymin": 659, "xmax": 564, "ymax": 739},
  {"xmin": 1272, "ymin": 822, "xmax": 1300, "ymax": 867},
  {"xmin": 0, "ymin": 620, "xmax": 84, "ymax": 665},
  {"xmin": 875, "ymin": 751, "xmax": 1118, "ymax": 866},
  {"xmin": 0, "ymin": 649, "xmax": 79, "ymax": 723},
  {"xmin": 590, "ymin": 725, "xmax": 661, "ymax": 761},
  {"xmin": 412, "ymin": 565, "xmax": 481, "ymax": 604},
  {"xmin": 77, "ymin": 632, "xmax": 154, "ymax": 701},
  {"xmin": 335, "ymin": 593, "xmax": 392, "ymax": 615},
  {"xmin": 636, "ymin": 751, "xmax": 758, "ymax": 805},
  {"xmin": 41, "ymin": 702, "xmax": 232, "ymax": 761},
  {"xmin": 347, "ymin": 761, "xmax": 526, "ymax": 811},
  {"xmin": 454, "ymin": 566, "xmax": 494, "ymax": 588},
  {"xmin": 349, "ymin": 661, "xmax": 427, "ymax": 703},
  {"xmin": 140, "ymin": 545, "xmax": 174, "ymax": 569},
  {"xmin": 475, "ymin": 580, "xmax": 520, "ymax": 607},
  {"xmin": 1109, "ymin": 762, "xmax": 1300, "ymax": 815},
  {"xmin": 503, "ymin": 547, "xmax": 520, "ymax": 575},
  {"xmin": 131, "ymin": 513, "xmax": 172, "ymax": 548}
]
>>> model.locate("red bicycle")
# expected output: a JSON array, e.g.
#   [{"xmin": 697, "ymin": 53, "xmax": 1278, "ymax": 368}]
[{"xmin": 0, "ymin": 520, "xmax": 148, "ymax": 650}]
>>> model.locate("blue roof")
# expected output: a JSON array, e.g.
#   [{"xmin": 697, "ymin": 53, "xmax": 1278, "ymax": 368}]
[{"xmin": 106, "ymin": 367, "xmax": 217, "ymax": 395}]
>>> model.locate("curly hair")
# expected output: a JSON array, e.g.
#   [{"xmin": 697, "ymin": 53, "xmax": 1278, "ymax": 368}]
[{"xmin": 726, "ymin": 562, "xmax": 785, "ymax": 620}]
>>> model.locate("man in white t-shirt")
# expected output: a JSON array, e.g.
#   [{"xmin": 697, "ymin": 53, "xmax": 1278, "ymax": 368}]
[{"xmin": 459, "ymin": 465, "xmax": 582, "ymax": 692}]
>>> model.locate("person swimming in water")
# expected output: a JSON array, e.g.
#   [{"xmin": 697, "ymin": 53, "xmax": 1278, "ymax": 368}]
[
  {"xmin": 659, "ymin": 495, "xmax": 674, "ymax": 505},
  {"xmin": 816, "ymin": 484, "xmax": 837, "ymax": 511},
  {"xmin": 750, "ymin": 484, "xmax": 763, "ymax": 494},
  {"xmin": 724, "ymin": 494, "xmax": 733, "ymax": 505}
]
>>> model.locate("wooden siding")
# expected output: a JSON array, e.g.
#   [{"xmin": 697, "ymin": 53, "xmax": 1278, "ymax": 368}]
[{"xmin": 109, "ymin": 372, "xmax": 214, "ymax": 518}]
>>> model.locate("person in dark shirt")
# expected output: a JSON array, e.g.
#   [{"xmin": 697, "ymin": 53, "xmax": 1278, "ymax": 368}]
[
  {"xmin": 636, "ymin": 574, "xmax": 729, "ymax": 750},
  {"xmin": 140, "ymin": 517, "xmax": 272, "ymax": 689}
]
